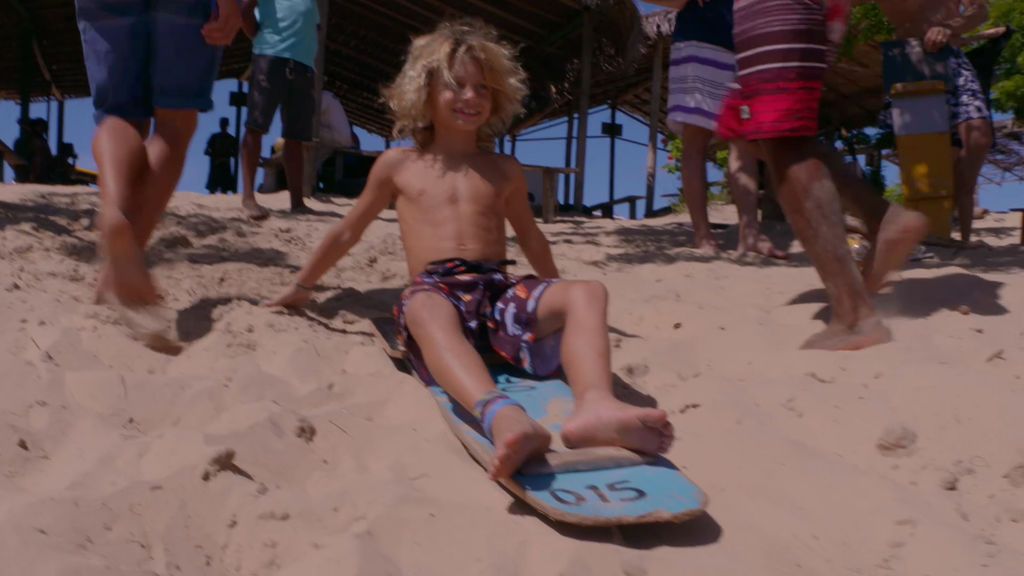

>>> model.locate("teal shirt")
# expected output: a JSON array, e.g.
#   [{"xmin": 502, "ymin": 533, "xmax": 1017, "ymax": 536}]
[{"xmin": 252, "ymin": 0, "xmax": 320, "ymax": 69}]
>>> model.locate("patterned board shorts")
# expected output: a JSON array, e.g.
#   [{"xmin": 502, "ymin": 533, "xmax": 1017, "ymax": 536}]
[
  {"xmin": 395, "ymin": 259, "xmax": 562, "ymax": 387},
  {"xmin": 879, "ymin": 48, "xmax": 991, "ymax": 146}
]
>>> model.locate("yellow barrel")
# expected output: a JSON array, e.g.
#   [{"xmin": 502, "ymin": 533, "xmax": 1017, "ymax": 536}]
[{"xmin": 890, "ymin": 81, "xmax": 955, "ymax": 239}]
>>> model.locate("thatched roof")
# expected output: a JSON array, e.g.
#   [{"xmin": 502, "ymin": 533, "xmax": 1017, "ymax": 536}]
[{"xmin": 0, "ymin": 0, "xmax": 643, "ymax": 137}]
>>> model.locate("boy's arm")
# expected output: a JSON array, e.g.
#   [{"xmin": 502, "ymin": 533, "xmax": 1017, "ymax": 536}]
[
  {"xmin": 241, "ymin": 0, "xmax": 259, "ymax": 39},
  {"xmin": 503, "ymin": 159, "xmax": 560, "ymax": 280},
  {"xmin": 269, "ymin": 150, "xmax": 401, "ymax": 307},
  {"xmin": 202, "ymin": 0, "xmax": 242, "ymax": 46}
]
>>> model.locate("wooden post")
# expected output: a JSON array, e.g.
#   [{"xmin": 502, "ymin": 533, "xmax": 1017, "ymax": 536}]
[
  {"xmin": 573, "ymin": 7, "xmax": 593, "ymax": 212},
  {"xmin": 385, "ymin": 138, "xmax": 391, "ymax": 149},
  {"xmin": 542, "ymin": 169, "xmax": 558, "ymax": 223},
  {"xmin": 563, "ymin": 112, "xmax": 574, "ymax": 206},
  {"xmin": 19, "ymin": 30, "xmax": 32, "ymax": 126},
  {"xmin": 608, "ymin": 104, "xmax": 617, "ymax": 218},
  {"xmin": 510, "ymin": 135, "xmax": 517, "ymax": 157},
  {"xmin": 234, "ymin": 78, "xmax": 244, "ymax": 192},
  {"xmin": 56, "ymin": 98, "xmax": 65, "ymax": 146},
  {"xmin": 645, "ymin": 37, "xmax": 665, "ymax": 218},
  {"xmin": 303, "ymin": 0, "xmax": 329, "ymax": 197},
  {"xmin": 498, "ymin": 136, "xmax": 505, "ymax": 154}
]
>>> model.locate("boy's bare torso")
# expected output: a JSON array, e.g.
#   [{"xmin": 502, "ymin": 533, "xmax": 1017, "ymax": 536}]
[{"xmin": 390, "ymin": 149, "xmax": 514, "ymax": 278}]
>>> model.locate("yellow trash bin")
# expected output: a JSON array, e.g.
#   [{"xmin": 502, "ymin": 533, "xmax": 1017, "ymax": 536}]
[{"xmin": 890, "ymin": 80, "xmax": 955, "ymax": 239}]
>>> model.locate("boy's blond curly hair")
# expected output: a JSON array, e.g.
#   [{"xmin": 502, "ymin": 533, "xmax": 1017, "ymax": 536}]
[{"xmin": 383, "ymin": 19, "xmax": 529, "ymax": 151}]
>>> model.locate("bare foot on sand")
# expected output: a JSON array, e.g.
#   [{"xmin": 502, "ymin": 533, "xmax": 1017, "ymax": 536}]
[
  {"xmin": 116, "ymin": 303, "xmax": 182, "ymax": 355},
  {"xmin": 243, "ymin": 198, "xmax": 270, "ymax": 221},
  {"xmin": 738, "ymin": 230, "xmax": 788, "ymax": 260},
  {"xmin": 488, "ymin": 407, "xmax": 552, "ymax": 480},
  {"xmin": 562, "ymin": 395, "xmax": 674, "ymax": 455},
  {"xmin": 104, "ymin": 219, "xmax": 159, "ymax": 306},
  {"xmin": 801, "ymin": 316, "xmax": 892, "ymax": 351},
  {"xmin": 290, "ymin": 203, "xmax": 315, "ymax": 215},
  {"xmin": 862, "ymin": 206, "xmax": 929, "ymax": 293},
  {"xmin": 692, "ymin": 235, "xmax": 721, "ymax": 257}
]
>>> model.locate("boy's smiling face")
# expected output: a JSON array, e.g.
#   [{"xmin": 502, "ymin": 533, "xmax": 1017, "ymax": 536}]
[{"xmin": 430, "ymin": 53, "xmax": 493, "ymax": 138}]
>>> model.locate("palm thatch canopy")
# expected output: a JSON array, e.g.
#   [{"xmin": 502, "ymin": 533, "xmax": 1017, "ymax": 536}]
[{"xmin": 0, "ymin": 0, "xmax": 643, "ymax": 137}]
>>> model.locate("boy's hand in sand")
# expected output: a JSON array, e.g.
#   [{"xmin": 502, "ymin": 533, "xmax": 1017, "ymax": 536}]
[
  {"xmin": 203, "ymin": 0, "xmax": 242, "ymax": 46},
  {"xmin": 268, "ymin": 284, "xmax": 313, "ymax": 309}
]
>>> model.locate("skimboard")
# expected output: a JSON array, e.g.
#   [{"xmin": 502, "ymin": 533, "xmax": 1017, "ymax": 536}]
[{"xmin": 371, "ymin": 317, "xmax": 707, "ymax": 526}]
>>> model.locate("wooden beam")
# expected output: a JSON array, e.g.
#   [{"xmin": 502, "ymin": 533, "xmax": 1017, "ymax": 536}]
[
  {"xmin": 563, "ymin": 111, "xmax": 574, "ymax": 205},
  {"xmin": 645, "ymin": 37, "xmax": 665, "ymax": 217},
  {"xmin": 607, "ymin": 104, "xmax": 617, "ymax": 217},
  {"xmin": 572, "ymin": 7, "xmax": 593, "ymax": 211}
]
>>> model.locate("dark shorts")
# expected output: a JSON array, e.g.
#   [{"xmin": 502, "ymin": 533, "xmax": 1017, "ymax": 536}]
[
  {"xmin": 395, "ymin": 259, "xmax": 563, "ymax": 387},
  {"xmin": 76, "ymin": 0, "xmax": 222, "ymax": 123},
  {"xmin": 717, "ymin": 0, "xmax": 828, "ymax": 141},
  {"xmin": 246, "ymin": 55, "xmax": 316, "ymax": 142}
]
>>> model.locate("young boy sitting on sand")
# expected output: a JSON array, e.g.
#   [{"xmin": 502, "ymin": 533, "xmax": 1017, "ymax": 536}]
[{"xmin": 270, "ymin": 20, "xmax": 674, "ymax": 479}]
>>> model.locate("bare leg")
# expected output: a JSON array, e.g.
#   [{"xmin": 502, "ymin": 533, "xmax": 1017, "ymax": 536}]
[
  {"xmin": 241, "ymin": 129, "xmax": 270, "ymax": 220},
  {"xmin": 679, "ymin": 124, "xmax": 719, "ymax": 254},
  {"xmin": 533, "ymin": 281, "xmax": 673, "ymax": 453},
  {"xmin": 93, "ymin": 116, "xmax": 158, "ymax": 307},
  {"xmin": 730, "ymin": 140, "xmax": 787, "ymax": 259},
  {"xmin": 129, "ymin": 108, "xmax": 197, "ymax": 246},
  {"xmin": 760, "ymin": 138, "xmax": 892, "ymax": 351},
  {"xmin": 954, "ymin": 119, "xmax": 993, "ymax": 244},
  {"xmin": 283, "ymin": 139, "xmax": 308, "ymax": 212},
  {"xmin": 96, "ymin": 110, "xmax": 199, "ymax": 301},
  {"xmin": 404, "ymin": 293, "xmax": 551, "ymax": 480},
  {"xmin": 818, "ymin": 144, "xmax": 929, "ymax": 293}
]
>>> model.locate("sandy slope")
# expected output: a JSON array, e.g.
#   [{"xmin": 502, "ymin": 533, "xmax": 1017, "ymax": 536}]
[{"xmin": 1, "ymin": 184, "xmax": 1022, "ymax": 576}]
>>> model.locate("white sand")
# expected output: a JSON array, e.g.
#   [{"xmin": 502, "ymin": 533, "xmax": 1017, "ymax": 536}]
[{"xmin": 1, "ymin": 184, "xmax": 1022, "ymax": 575}]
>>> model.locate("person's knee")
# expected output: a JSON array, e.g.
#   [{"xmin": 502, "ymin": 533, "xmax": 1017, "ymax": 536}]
[
  {"xmin": 567, "ymin": 280, "xmax": 608, "ymax": 310},
  {"xmin": 404, "ymin": 293, "xmax": 456, "ymax": 334}
]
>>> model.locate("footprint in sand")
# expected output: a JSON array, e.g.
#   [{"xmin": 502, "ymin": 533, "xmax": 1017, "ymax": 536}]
[
  {"xmin": 876, "ymin": 425, "xmax": 918, "ymax": 457},
  {"xmin": 622, "ymin": 362, "xmax": 650, "ymax": 382},
  {"xmin": 1003, "ymin": 464, "xmax": 1024, "ymax": 488},
  {"xmin": 295, "ymin": 418, "xmax": 317, "ymax": 444}
]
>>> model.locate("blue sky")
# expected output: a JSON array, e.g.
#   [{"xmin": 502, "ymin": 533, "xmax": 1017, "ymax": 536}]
[{"xmin": 1, "ymin": 1, "xmax": 1020, "ymax": 214}]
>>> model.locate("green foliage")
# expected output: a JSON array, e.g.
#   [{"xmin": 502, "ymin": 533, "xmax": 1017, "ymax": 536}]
[
  {"xmin": 840, "ymin": 4, "xmax": 895, "ymax": 59},
  {"xmin": 988, "ymin": 0, "xmax": 1024, "ymax": 118},
  {"xmin": 883, "ymin": 184, "xmax": 904, "ymax": 205},
  {"xmin": 662, "ymin": 135, "xmax": 732, "ymax": 208}
]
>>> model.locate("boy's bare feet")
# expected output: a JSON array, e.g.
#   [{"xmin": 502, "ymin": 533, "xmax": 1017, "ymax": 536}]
[
  {"xmin": 801, "ymin": 315, "xmax": 892, "ymax": 351},
  {"xmin": 738, "ymin": 228, "xmax": 788, "ymax": 260},
  {"xmin": 243, "ymin": 198, "xmax": 270, "ymax": 221},
  {"xmin": 488, "ymin": 407, "xmax": 552, "ymax": 480},
  {"xmin": 562, "ymin": 395, "xmax": 674, "ymax": 455},
  {"xmin": 862, "ymin": 205, "xmax": 929, "ymax": 293},
  {"xmin": 104, "ymin": 218, "xmax": 160, "ymax": 306},
  {"xmin": 116, "ymin": 303, "xmax": 182, "ymax": 355},
  {"xmin": 692, "ymin": 234, "xmax": 721, "ymax": 257},
  {"xmin": 290, "ymin": 203, "xmax": 314, "ymax": 215}
]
